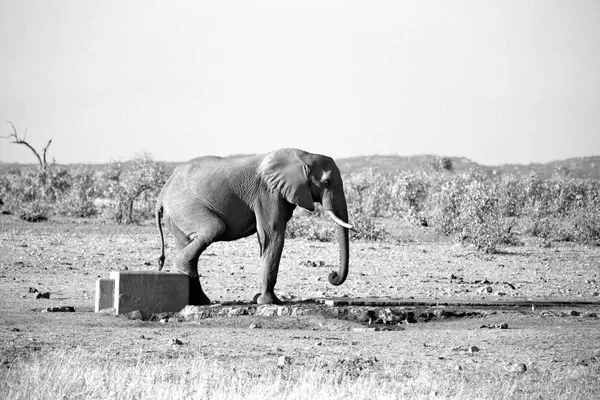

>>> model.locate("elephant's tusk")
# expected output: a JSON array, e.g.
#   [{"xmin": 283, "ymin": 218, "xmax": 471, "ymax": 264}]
[{"xmin": 326, "ymin": 210, "xmax": 354, "ymax": 230}]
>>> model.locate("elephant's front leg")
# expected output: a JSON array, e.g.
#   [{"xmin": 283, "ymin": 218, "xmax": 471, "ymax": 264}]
[{"xmin": 255, "ymin": 225, "xmax": 286, "ymax": 305}]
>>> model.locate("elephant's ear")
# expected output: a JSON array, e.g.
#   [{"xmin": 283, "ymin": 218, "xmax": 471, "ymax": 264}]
[{"xmin": 258, "ymin": 149, "xmax": 315, "ymax": 211}]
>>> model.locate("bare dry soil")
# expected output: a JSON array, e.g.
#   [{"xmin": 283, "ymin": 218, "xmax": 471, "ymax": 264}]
[{"xmin": 1, "ymin": 214, "xmax": 600, "ymax": 383}]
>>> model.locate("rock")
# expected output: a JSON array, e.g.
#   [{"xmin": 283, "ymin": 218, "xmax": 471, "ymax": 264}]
[
  {"xmin": 256, "ymin": 305, "xmax": 279, "ymax": 317},
  {"xmin": 468, "ymin": 346, "xmax": 480, "ymax": 353},
  {"xmin": 249, "ymin": 322, "xmax": 262, "ymax": 329},
  {"xmin": 477, "ymin": 286, "xmax": 493, "ymax": 294},
  {"xmin": 569, "ymin": 310, "xmax": 580, "ymax": 317},
  {"xmin": 28, "ymin": 287, "xmax": 38, "ymax": 293},
  {"xmin": 508, "ymin": 363, "xmax": 527, "ymax": 373},
  {"xmin": 171, "ymin": 338, "xmax": 183, "ymax": 345},
  {"xmin": 277, "ymin": 356, "xmax": 292, "ymax": 367},
  {"xmin": 499, "ymin": 322, "xmax": 508, "ymax": 329},
  {"xmin": 35, "ymin": 292, "xmax": 50, "ymax": 299},
  {"xmin": 125, "ymin": 310, "xmax": 145, "ymax": 320},
  {"xmin": 455, "ymin": 365, "xmax": 463, "ymax": 371},
  {"xmin": 42, "ymin": 306, "xmax": 75, "ymax": 313},
  {"xmin": 277, "ymin": 306, "xmax": 293, "ymax": 317},
  {"xmin": 179, "ymin": 305, "xmax": 212, "ymax": 320},
  {"xmin": 378, "ymin": 308, "xmax": 405, "ymax": 324},
  {"xmin": 227, "ymin": 307, "xmax": 250, "ymax": 317},
  {"xmin": 352, "ymin": 327, "xmax": 380, "ymax": 332}
]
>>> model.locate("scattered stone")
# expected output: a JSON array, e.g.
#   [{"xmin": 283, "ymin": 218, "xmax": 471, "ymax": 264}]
[
  {"xmin": 352, "ymin": 327, "xmax": 380, "ymax": 332},
  {"xmin": 42, "ymin": 306, "xmax": 75, "ymax": 313},
  {"xmin": 124, "ymin": 310, "xmax": 145, "ymax": 320},
  {"xmin": 256, "ymin": 305, "xmax": 279, "ymax": 317},
  {"xmin": 480, "ymin": 322, "xmax": 508, "ymax": 329},
  {"xmin": 477, "ymin": 286, "xmax": 493, "ymax": 294},
  {"xmin": 455, "ymin": 365, "xmax": 463, "ymax": 371},
  {"xmin": 584, "ymin": 312, "xmax": 598, "ymax": 318},
  {"xmin": 171, "ymin": 338, "xmax": 183, "ymax": 345},
  {"xmin": 35, "ymin": 292, "xmax": 50, "ymax": 299},
  {"xmin": 378, "ymin": 308, "xmax": 406, "ymax": 324},
  {"xmin": 249, "ymin": 322, "xmax": 262, "ymax": 329},
  {"xmin": 507, "ymin": 363, "xmax": 527, "ymax": 373},
  {"xmin": 159, "ymin": 318, "xmax": 168, "ymax": 324},
  {"xmin": 277, "ymin": 356, "xmax": 292, "ymax": 367},
  {"xmin": 569, "ymin": 310, "xmax": 580, "ymax": 317},
  {"xmin": 495, "ymin": 291, "xmax": 507, "ymax": 296},
  {"xmin": 468, "ymin": 346, "xmax": 480, "ymax": 353},
  {"xmin": 179, "ymin": 305, "xmax": 212, "ymax": 320},
  {"xmin": 227, "ymin": 307, "xmax": 250, "ymax": 317},
  {"xmin": 11, "ymin": 327, "xmax": 21, "ymax": 332},
  {"xmin": 28, "ymin": 287, "xmax": 38, "ymax": 293}
]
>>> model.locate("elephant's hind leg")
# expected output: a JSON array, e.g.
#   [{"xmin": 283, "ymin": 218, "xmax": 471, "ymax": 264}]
[{"xmin": 172, "ymin": 217, "xmax": 226, "ymax": 305}]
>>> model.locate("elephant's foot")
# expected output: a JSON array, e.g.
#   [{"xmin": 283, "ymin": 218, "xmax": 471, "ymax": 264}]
[
  {"xmin": 189, "ymin": 278, "xmax": 211, "ymax": 305},
  {"xmin": 190, "ymin": 291, "xmax": 211, "ymax": 306},
  {"xmin": 254, "ymin": 292, "xmax": 282, "ymax": 305}
]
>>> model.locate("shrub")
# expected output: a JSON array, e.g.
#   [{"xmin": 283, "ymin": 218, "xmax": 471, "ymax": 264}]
[
  {"xmin": 430, "ymin": 169, "xmax": 515, "ymax": 253},
  {"xmin": 0, "ymin": 165, "xmax": 71, "ymax": 222},
  {"xmin": 286, "ymin": 206, "xmax": 388, "ymax": 242},
  {"xmin": 101, "ymin": 152, "xmax": 166, "ymax": 224},
  {"xmin": 56, "ymin": 166, "xmax": 100, "ymax": 218},
  {"xmin": 389, "ymin": 171, "xmax": 431, "ymax": 224},
  {"xmin": 345, "ymin": 168, "xmax": 390, "ymax": 218}
]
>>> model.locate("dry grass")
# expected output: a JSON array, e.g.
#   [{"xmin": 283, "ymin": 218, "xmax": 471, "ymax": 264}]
[{"xmin": 1, "ymin": 349, "xmax": 599, "ymax": 400}]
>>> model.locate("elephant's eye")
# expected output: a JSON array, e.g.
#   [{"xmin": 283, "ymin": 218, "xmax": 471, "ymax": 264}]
[{"xmin": 322, "ymin": 179, "xmax": 330, "ymax": 187}]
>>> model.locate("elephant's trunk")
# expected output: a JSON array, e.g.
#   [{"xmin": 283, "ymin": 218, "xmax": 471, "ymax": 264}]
[
  {"xmin": 325, "ymin": 194, "xmax": 350, "ymax": 286},
  {"xmin": 328, "ymin": 222, "xmax": 350, "ymax": 286}
]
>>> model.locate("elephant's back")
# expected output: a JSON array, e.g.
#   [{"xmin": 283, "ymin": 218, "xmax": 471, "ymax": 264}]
[{"xmin": 168, "ymin": 155, "xmax": 261, "ymax": 201}]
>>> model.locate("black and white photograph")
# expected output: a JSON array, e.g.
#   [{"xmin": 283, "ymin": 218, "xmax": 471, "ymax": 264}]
[{"xmin": 1, "ymin": 1, "xmax": 599, "ymax": 398}]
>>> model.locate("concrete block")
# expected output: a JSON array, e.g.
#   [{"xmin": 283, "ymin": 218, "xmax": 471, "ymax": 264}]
[
  {"xmin": 95, "ymin": 278, "xmax": 115, "ymax": 312},
  {"xmin": 109, "ymin": 271, "xmax": 190, "ymax": 315}
]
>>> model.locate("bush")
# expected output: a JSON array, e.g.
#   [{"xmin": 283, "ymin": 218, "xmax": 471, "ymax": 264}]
[
  {"xmin": 430, "ymin": 169, "xmax": 515, "ymax": 253},
  {"xmin": 389, "ymin": 171, "xmax": 432, "ymax": 224},
  {"xmin": 0, "ymin": 165, "xmax": 71, "ymax": 222},
  {"xmin": 101, "ymin": 152, "xmax": 166, "ymax": 224},
  {"xmin": 56, "ymin": 166, "xmax": 100, "ymax": 218},
  {"xmin": 286, "ymin": 206, "xmax": 388, "ymax": 242},
  {"xmin": 345, "ymin": 168, "xmax": 390, "ymax": 218}
]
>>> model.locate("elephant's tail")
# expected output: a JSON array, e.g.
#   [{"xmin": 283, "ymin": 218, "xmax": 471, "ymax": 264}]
[{"xmin": 156, "ymin": 204, "xmax": 166, "ymax": 271}]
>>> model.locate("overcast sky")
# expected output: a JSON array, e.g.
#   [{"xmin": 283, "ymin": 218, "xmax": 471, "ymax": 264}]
[{"xmin": 1, "ymin": 0, "xmax": 599, "ymax": 166}]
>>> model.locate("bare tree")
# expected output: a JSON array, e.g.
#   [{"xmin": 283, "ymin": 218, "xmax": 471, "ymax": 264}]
[{"xmin": 1, "ymin": 121, "xmax": 53, "ymax": 170}]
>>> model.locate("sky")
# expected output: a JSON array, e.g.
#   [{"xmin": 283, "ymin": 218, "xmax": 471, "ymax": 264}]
[{"xmin": 1, "ymin": 0, "xmax": 599, "ymax": 166}]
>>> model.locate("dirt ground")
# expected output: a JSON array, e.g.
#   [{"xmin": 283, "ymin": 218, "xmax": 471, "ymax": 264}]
[{"xmin": 1, "ymin": 213, "xmax": 600, "ymax": 379}]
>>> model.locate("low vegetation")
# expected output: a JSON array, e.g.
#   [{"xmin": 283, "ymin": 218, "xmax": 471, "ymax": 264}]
[
  {"xmin": 1, "ymin": 155, "xmax": 599, "ymax": 251},
  {"xmin": 1, "ymin": 349, "xmax": 597, "ymax": 400}
]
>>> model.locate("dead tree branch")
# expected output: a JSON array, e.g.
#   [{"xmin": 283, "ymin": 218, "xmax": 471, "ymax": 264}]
[{"xmin": 2, "ymin": 121, "xmax": 51, "ymax": 170}]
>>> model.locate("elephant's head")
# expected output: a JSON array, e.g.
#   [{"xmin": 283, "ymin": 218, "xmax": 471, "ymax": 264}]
[{"xmin": 259, "ymin": 148, "xmax": 352, "ymax": 286}]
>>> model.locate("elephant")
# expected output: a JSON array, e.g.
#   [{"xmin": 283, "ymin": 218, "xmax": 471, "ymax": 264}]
[{"xmin": 155, "ymin": 148, "xmax": 353, "ymax": 305}]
